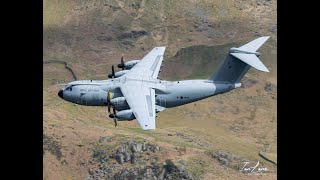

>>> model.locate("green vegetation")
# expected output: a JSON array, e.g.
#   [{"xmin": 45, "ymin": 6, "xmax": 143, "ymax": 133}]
[{"xmin": 43, "ymin": 0, "xmax": 72, "ymax": 28}]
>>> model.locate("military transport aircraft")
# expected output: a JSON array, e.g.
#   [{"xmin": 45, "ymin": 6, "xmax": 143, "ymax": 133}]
[{"xmin": 58, "ymin": 36, "xmax": 270, "ymax": 130}]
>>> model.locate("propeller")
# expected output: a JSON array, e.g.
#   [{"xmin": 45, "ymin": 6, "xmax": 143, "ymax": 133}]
[
  {"xmin": 108, "ymin": 65, "xmax": 116, "ymax": 78},
  {"xmin": 109, "ymin": 107, "xmax": 117, "ymax": 127},
  {"xmin": 117, "ymin": 54, "xmax": 125, "ymax": 70},
  {"xmin": 113, "ymin": 108, "xmax": 117, "ymax": 127},
  {"xmin": 106, "ymin": 90, "xmax": 117, "ymax": 127},
  {"xmin": 106, "ymin": 90, "xmax": 112, "ymax": 113}
]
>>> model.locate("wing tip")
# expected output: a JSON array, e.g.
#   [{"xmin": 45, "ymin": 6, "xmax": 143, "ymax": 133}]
[
  {"xmin": 259, "ymin": 66, "xmax": 270, "ymax": 72},
  {"xmin": 260, "ymin": 36, "xmax": 270, "ymax": 41},
  {"xmin": 154, "ymin": 46, "xmax": 166, "ymax": 50}
]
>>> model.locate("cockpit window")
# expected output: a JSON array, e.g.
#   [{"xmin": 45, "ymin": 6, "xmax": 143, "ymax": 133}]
[{"xmin": 64, "ymin": 85, "xmax": 73, "ymax": 91}]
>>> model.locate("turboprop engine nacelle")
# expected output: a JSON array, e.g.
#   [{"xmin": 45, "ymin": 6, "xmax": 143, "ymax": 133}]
[
  {"xmin": 116, "ymin": 109, "xmax": 135, "ymax": 120},
  {"xmin": 113, "ymin": 70, "xmax": 129, "ymax": 78},
  {"xmin": 110, "ymin": 97, "xmax": 129, "ymax": 111},
  {"xmin": 118, "ymin": 60, "xmax": 140, "ymax": 70}
]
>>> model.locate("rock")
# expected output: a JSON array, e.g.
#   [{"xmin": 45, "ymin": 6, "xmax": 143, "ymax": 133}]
[
  {"xmin": 157, "ymin": 168, "xmax": 166, "ymax": 180},
  {"xmin": 164, "ymin": 160, "xmax": 176, "ymax": 173},
  {"xmin": 218, "ymin": 157, "xmax": 229, "ymax": 166},
  {"xmin": 88, "ymin": 168, "xmax": 94, "ymax": 175},
  {"xmin": 132, "ymin": 143, "xmax": 143, "ymax": 153},
  {"xmin": 147, "ymin": 144, "xmax": 160, "ymax": 152},
  {"xmin": 98, "ymin": 136, "xmax": 112, "ymax": 143},
  {"xmin": 242, "ymin": 79, "xmax": 258, "ymax": 88},
  {"xmin": 269, "ymin": 24, "xmax": 277, "ymax": 33},
  {"xmin": 229, "ymin": 126, "xmax": 242, "ymax": 132},
  {"xmin": 214, "ymin": 151, "xmax": 234, "ymax": 161},
  {"xmin": 118, "ymin": 30, "xmax": 148, "ymax": 40},
  {"xmin": 178, "ymin": 159, "xmax": 188, "ymax": 166},
  {"xmin": 43, "ymin": 134, "xmax": 62, "ymax": 160},
  {"xmin": 118, "ymin": 144, "xmax": 129, "ymax": 153},
  {"xmin": 142, "ymin": 141, "xmax": 147, "ymax": 151},
  {"xmin": 96, "ymin": 35, "xmax": 112, "ymax": 41},
  {"xmin": 131, "ymin": 153, "xmax": 136, "ymax": 164},
  {"xmin": 61, "ymin": 159, "xmax": 68, "ymax": 165},
  {"xmin": 116, "ymin": 153, "xmax": 125, "ymax": 164},
  {"xmin": 124, "ymin": 151, "xmax": 131, "ymax": 162},
  {"xmin": 177, "ymin": 164, "xmax": 186, "ymax": 172},
  {"xmin": 213, "ymin": 151, "xmax": 235, "ymax": 166},
  {"xmin": 264, "ymin": 83, "xmax": 276, "ymax": 93},
  {"xmin": 187, "ymin": 171, "xmax": 194, "ymax": 180}
]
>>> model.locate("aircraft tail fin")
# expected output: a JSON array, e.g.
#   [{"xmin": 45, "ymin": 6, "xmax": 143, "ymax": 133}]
[{"xmin": 210, "ymin": 36, "xmax": 270, "ymax": 83}]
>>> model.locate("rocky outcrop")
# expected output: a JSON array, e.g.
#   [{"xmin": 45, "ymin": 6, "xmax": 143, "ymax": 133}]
[
  {"xmin": 118, "ymin": 30, "xmax": 148, "ymax": 40},
  {"xmin": 209, "ymin": 150, "xmax": 249, "ymax": 171},
  {"xmin": 86, "ymin": 159, "xmax": 194, "ymax": 180},
  {"xmin": 113, "ymin": 140, "xmax": 160, "ymax": 164},
  {"xmin": 242, "ymin": 79, "xmax": 258, "ymax": 89},
  {"xmin": 264, "ymin": 83, "xmax": 276, "ymax": 93},
  {"xmin": 43, "ymin": 134, "xmax": 62, "ymax": 160},
  {"xmin": 87, "ymin": 139, "xmax": 194, "ymax": 180}
]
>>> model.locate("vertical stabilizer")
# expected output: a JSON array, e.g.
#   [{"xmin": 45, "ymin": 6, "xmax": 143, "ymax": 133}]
[{"xmin": 210, "ymin": 36, "xmax": 270, "ymax": 83}]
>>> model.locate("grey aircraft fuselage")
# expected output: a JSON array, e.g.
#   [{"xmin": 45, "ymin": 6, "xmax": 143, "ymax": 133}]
[{"xmin": 59, "ymin": 78, "xmax": 237, "ymax": 110}]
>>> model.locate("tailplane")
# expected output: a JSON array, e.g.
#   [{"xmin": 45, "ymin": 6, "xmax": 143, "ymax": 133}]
[{"xmin": 210, "ymin": 36, "xmax": 270, "ymax": 83}]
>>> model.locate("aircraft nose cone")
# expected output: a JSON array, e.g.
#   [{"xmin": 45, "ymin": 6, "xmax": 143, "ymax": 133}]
[{"xmin": 58, "ymin": 90, "xmax": 63, "ymax": 99}]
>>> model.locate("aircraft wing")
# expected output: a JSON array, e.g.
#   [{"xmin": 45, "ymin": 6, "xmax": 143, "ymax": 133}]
[
  {"xmin": 123, "ymin": 46, "xmax": 165, "ymax": 79},
  {"xmin": 120, "ymin": 83, "xmax": 156, "ymax": 130},
  {"xmin": 117, "ymin": 47, "xmax": 166, "ymax": 130}
]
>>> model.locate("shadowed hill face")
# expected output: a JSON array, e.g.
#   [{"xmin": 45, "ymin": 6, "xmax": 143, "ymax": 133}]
[
  {"xmin": 43, "ymin": 0, "xmax": 277, "ymax": 179},
  {"xmin": 162, "ymin": 43, "xmax": 241, "ymax": 80},
  {"xmin": 44, "ymin": 0, "xmax": 276, "ymax": 77}
]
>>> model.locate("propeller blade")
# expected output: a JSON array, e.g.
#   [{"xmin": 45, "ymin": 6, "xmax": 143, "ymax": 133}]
[
  {"xmin": 107, "ymin": 104, "xmax": 111, "ymax": 113},
  {"xmin": 112, "ymin": 65, "xmax": 115, "ymax": 78},
  {"xmin": 107, "ymin": 90, "xmax": 112, "ymax": 113},
  {"xmin": 107, "ymin": 90, "xmax": 111, "ymax": 103},
  {"xmin": 121, "ymin": 54, "xmax": 125, "ymax": 70},
  {"xmin": 114, "ymin": 118, "xmax": 117, "ymax": 127},
  {"xmin": 113, "ymin": 106, "xmax": 116, "ymax": 115},
  {"xmin": 112, "ymin": 106, "xmax": 117, "ymax": 127}
]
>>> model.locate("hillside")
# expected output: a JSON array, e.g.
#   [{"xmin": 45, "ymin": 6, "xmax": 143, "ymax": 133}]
[{"xmin": 43, "ymin": 0, "xmax": 277, "ymax": 179}]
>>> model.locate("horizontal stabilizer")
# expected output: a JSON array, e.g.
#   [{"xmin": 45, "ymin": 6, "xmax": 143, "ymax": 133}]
[
  {"xmin": 230, "ymin": 53, "xmax": 269, "ymax": 72},
  {"xmin": 238, "ymin": 36, "xmax": 270, "ymax": 52}
]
